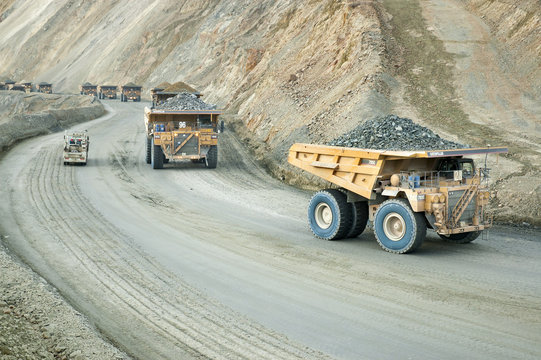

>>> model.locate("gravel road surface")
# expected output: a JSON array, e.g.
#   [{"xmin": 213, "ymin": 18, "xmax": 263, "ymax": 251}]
[{"xmin": 1, "ymin": 101, "xmax": 540, "ymax": 359}]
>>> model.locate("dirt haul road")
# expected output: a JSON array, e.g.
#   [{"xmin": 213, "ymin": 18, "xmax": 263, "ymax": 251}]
[{"xmin": 0, "ymin": 101, "xmax": 540, "ymax": 360}]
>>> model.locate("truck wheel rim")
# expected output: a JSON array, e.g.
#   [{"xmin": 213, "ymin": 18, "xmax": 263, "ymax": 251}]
[
  {"xmin": 315, "ymin": 203, "xmax": 333, "ymax": 229},
  {"xmin": 383, "ymin": 212, "xmax": 406, "ymax": 241}
]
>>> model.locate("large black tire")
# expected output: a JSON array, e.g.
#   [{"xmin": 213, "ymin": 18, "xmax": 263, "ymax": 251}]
[
  {"xmin": 151, "ymin": 137, "xmax": 163, "ymax": 169},
  {"xmin": 308, "ymin": 189, "xmax": 352, "ymax": 241},
  {"xmin": 374, "ymin": 198, "xmax": 426, "ymax": 254},
  {"xmin": 145, "ymin": 137, "xmax": 151, "ymax": 164},
  {"xmin": 205, "ymin": 145, "xmax": 217, "ymax": 169},
  {"xmin": 346, "ymin": 201, "xmax": 369, "ymax": 238},
  {"xmin": 438, "ymin": 231, "xmax": 480, "ymax": 244}
]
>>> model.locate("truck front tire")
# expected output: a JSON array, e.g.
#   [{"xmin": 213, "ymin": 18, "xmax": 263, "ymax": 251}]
[
  {"xmin": 205, "ymin": 145, "xmax": 217, "ymax": 169},
  {"xmin": 308, "ymin": 189, "xmax": 351, "ymax": 241},
  {"xmin": 151, "ymin": 137, "xmax": 163, "ymax": 169},
  {"xmin": 374, "ymin": 198, "xmax": 426, "ymax": 253}
]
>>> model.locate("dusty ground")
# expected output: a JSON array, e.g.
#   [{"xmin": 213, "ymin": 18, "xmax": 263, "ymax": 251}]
[{"xmin": 0, "ymin": 241, "xmax": 128, "ymax": 360}]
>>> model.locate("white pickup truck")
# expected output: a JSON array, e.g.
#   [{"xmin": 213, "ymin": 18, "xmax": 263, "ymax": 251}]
[{"xmin": 63, "ymin": 131, "xmax": 89, "ymax": 165}]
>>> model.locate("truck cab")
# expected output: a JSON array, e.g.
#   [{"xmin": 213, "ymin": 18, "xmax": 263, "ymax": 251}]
[{"xmin": 437, "ymin": 158, "xmax": 475, "ymax": 179}]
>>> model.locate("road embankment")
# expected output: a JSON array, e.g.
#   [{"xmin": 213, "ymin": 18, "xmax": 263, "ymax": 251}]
[{"xmin": 0, "ymin": 91, "xmax": 104, "ymax": 152}]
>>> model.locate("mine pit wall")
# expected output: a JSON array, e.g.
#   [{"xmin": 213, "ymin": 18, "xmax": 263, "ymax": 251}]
[
  {"xmin": 0, "ymin": 92, "xmax": 105, "ymax": 152},
  {"xmin": 461, "ymin": 0, "xmax": 541, "ymax": 98}
]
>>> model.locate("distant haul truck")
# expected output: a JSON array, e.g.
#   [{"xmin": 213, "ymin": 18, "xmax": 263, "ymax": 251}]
[
  {"xmin": 80, "ymin": 83, "xmax": 98, "ymax": 97},
  {"xmin": 120, "ymin": 85, "xmax": 142, "ymax": 102},
  {"xmin": 98, "ymin": 85, "xmax": 117, "ymax": 99},
  {"xmin": 63, "ymin": 131, "xmax": 89, "ymax": 165},
  {"xmin": 144, "ymin": 107, "xmax": 221, "ymax": 169},
  {"xmin": 37, "ymin": 82, "xmax": 52, "ymax": 94},
  {"xmin": 288, "ymin": 143, "xmax": 508, "ymax": 254}
]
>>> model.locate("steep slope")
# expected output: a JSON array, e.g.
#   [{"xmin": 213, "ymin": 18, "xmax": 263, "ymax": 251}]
[{"xmin": 0, "ymin": 0, "xmax": 539, "ymax": 223}]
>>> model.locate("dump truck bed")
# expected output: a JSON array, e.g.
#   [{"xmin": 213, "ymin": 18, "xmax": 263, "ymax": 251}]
[{"xmin": 288, "ymin": 143, "xmax": 508, "ymax": 200}]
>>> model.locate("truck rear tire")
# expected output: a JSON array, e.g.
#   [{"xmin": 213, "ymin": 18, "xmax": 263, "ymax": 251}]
[
  {"xmin": 438, "ymin": 231, "xmax": 480, "ymax": 244},
  {"xmin": 374, "ymin": 198, "xmax": 426, "ymax": 253},
  {"xmin": 205, "ymin": 145, "xmax": 217, "ymax": 169},
  {"xmin": 347, "ymin": 201, "xmax": 369, "ymax": 238},
  {"xmin": 151, "ymin": 137, "xmax": 163, "ymax": 169},
  {"xmin": 308, "ymin": 189, "xmax": 352, "ymax": 241},
  {"xmin": 145, "ymin": 137, "xmax": 151, "ymax": 164}
]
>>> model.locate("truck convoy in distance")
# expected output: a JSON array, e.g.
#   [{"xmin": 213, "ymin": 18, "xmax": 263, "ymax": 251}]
[
  {"xmin": 63, "ymin": 131, "xmax": 89, "ymax": 165},
  {"xmin": 98, "ymin": 85, "xmax": 117, "ymax": 99},
  {"xmin": 80, "ymin": 83, "xmax": 98, "ymax": 97},
  {"xmin": 120, "ymin": 83, "xmax": 142, "ymax": 102},
  {"xmin": 288, "ymin": 143, "xmax": 508, "ymax": 254},
  {"xmin": 144, "ymin": 107, "xmax": 222, "ymax": 169}
]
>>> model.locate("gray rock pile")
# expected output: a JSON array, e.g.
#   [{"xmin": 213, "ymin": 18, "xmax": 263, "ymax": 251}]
[
  {"xmin": 155, "ymin": 91, "xmax": 216, "ymax": 111},
  {"xmin": 328, "ymin": 115, "xmax": 468, "ymax": 150}
]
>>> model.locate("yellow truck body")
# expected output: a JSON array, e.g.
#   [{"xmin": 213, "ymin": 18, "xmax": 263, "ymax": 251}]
[
  {"xmin": 98, "ymin": 85, "xmax": 117, "ymax": 99},
  {"xmin": 120, "ymin": 85, "xmax": 142, "ymax": 102},
  {"xmin": 288, "ymin": 143, "xmax": 508, "ymax": 253},
  {"xmin": 144, "ymin": 107, "xmax": 222, "ymax": 169},
  {"xmin": 37, "ymin": 83, "xmax": 52, "ymax": 94}
]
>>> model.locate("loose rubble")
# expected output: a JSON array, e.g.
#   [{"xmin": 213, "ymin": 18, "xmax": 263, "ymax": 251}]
[
  {"xmin": 155, "ymin": 91, "xmax": 216, "ymax": 111},
  {"xmin": 328, "ymin": 114, "xmax": 468, "ymax": 150}
]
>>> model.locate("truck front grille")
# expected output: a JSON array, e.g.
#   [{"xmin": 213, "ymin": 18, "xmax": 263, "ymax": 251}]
[
  {"xmin": 174, "ymin": 134, "xmax": 199, "ymax": 156},
  {"xmin": 447, "ymin": 190, "xmax": 476, "ymax": 225}
]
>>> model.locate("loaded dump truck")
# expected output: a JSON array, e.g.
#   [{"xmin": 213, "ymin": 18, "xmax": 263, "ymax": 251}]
[
  {"xmin": 120, "ymin": 83, "xmax": 142, "ymax": 102},
  {"xmin": 288, "ymin": 143, "xmax": 507, "ymax": 253},
  {"xmin": 63, "ymin": 131, "xmax": 89, "ymax": 165},
  {"xmin": 80, "ymin": 83, "xmax": 97, "ymax": 97},
  {"xmin": 144, "ymin": 107, "xmax": 222, "ymax": 169},
  {"xmin": 98, "ymin": 85, "xmax": 117, "ymax": 99},
  {"xmin": 37, "ymin": 82, "xmax": 52, "ymax": 94}
]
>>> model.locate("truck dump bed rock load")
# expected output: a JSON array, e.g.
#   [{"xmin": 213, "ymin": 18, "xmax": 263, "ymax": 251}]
[
  {"xmin": 155, "ymin": 92, "xmax": 216, "ymax": 111},
  {"xmin": 289, "ymin": 143, "xmax": 507, "ymax": 254},
  {"xmin": 329, "ymin": 115, "xmax": 467, "ymax": 150}
]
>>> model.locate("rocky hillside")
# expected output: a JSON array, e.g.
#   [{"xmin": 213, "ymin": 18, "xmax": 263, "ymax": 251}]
[{"xmin": 0, "ymin": 0, "xmax": 539, "ymax": 223}]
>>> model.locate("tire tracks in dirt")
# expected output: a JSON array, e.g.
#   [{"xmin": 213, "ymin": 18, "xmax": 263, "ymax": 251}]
[{"xmin": 17, "ymin": 143, "xmax": 330, "ymax": 359}]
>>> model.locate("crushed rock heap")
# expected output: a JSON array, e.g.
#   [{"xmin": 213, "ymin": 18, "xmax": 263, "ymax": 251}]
[
  {"xmin": 328, "ymin": 115, "xmax": 468, "ymax": 151},
  {"xmin": 155, "ymin": 91, "xmax": 216, "ymax": 111}
]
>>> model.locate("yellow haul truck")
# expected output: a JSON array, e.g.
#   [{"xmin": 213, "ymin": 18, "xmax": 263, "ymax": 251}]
[
  {"xmin": 288, "ymin": 143, "xmax": 507, "ymax": 253},
  {"xmin": 98, "ymin": 85, "xmax": 117, "ymax": 99},
  {"xmin": 120, "ymin": 84, "xmax": 142, "ymax": 102},
  {"xmin": 37, "ymin": 82, "xmax": 52, "ymax": 94},
  {"xmin": 80, "ymin": 83, "xmax": 97, "ymax": 96},
  {"xmin": 144, "ymin": 107, "xmax": 222, "ymax": 169}
]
